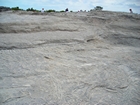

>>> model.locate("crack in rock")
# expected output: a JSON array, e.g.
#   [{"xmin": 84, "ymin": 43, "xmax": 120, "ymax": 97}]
[{"xmin": 0, "ymin": 39, "xmax": 84, "ymax": 50}]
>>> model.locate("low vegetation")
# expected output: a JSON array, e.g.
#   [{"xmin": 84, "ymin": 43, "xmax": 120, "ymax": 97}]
[
  {"xmin": 94, "ymin": 6, "xmax": 103, "ymax": 10},
  {"xmin": 46, "ymin": 9, "xmax": 56, "ymax": 12},
  {"xmin": 1, "ymin": 6, "xmax": 103, "ymax": 12},
  {"xmin": 11, "ymin": 7, "xmax": 24, "ymax": 11},
  {"xmin": 26, "ymin": 8, "xmax": 39, "ymax": 12}
]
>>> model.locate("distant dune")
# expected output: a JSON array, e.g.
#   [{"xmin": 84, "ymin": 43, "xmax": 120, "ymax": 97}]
[{"xmin": 0, "ymin": 11, "xmax": 140, "ymax": 105}]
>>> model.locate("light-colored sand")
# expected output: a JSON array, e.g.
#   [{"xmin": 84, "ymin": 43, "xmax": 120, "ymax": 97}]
[{"xmin": 0, "ymin": 11, "xmax": 140, "ymax": 105}]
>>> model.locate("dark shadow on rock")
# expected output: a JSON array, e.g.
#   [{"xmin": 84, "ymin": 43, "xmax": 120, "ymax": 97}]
[{"xmin": 103, "ymin": 34, "xmax": 140, "ymax": 47}]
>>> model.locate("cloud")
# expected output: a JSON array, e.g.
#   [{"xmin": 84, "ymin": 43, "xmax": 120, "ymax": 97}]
[
  {"xmin": 67, "ymin": 0, "xmax": 90, "ymax": 10},
  {"xmin": 124, "ymin": 0, "xmax": 140, "ymax": 7},
  {"xmin": 0, "ymin": 0, "xmax": 140, "ymax": 13}
]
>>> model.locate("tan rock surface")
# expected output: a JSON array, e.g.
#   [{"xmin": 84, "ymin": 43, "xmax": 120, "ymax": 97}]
[{"xmin": 0, "ymin": 11, "xmax": 140, "ymax": 105}]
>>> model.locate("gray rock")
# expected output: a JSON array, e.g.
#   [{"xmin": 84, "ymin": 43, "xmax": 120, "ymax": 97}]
[{"xmin": 0, "ymin": 11, "xmax": 140, "ymax": 105}]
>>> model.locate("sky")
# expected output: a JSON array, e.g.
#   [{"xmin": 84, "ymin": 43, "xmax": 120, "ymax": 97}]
[{"xmin": 0, "ymin": 0, "xmax": 140, "ymax": 13}]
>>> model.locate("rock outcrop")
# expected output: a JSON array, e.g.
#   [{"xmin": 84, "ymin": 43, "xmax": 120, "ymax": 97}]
[{"xmin": 0, "ymin": 11, "xmax": 140, "ymax": 105}]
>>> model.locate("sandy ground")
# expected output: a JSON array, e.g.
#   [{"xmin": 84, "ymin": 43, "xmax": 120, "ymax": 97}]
[{"xmin": 0, "ymin": 11, "xmax": 140, "ymax": 105}]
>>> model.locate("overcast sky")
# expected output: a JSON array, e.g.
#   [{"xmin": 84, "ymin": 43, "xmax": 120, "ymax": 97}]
[{"xmin": 0, "ymin": 0, "xmax": 140, "ymax": 13}]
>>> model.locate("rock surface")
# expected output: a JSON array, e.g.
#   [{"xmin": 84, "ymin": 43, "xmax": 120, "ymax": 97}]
[{"xmin": 0, "ymin": 11, "xmax": 140, "ymax": 105}]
